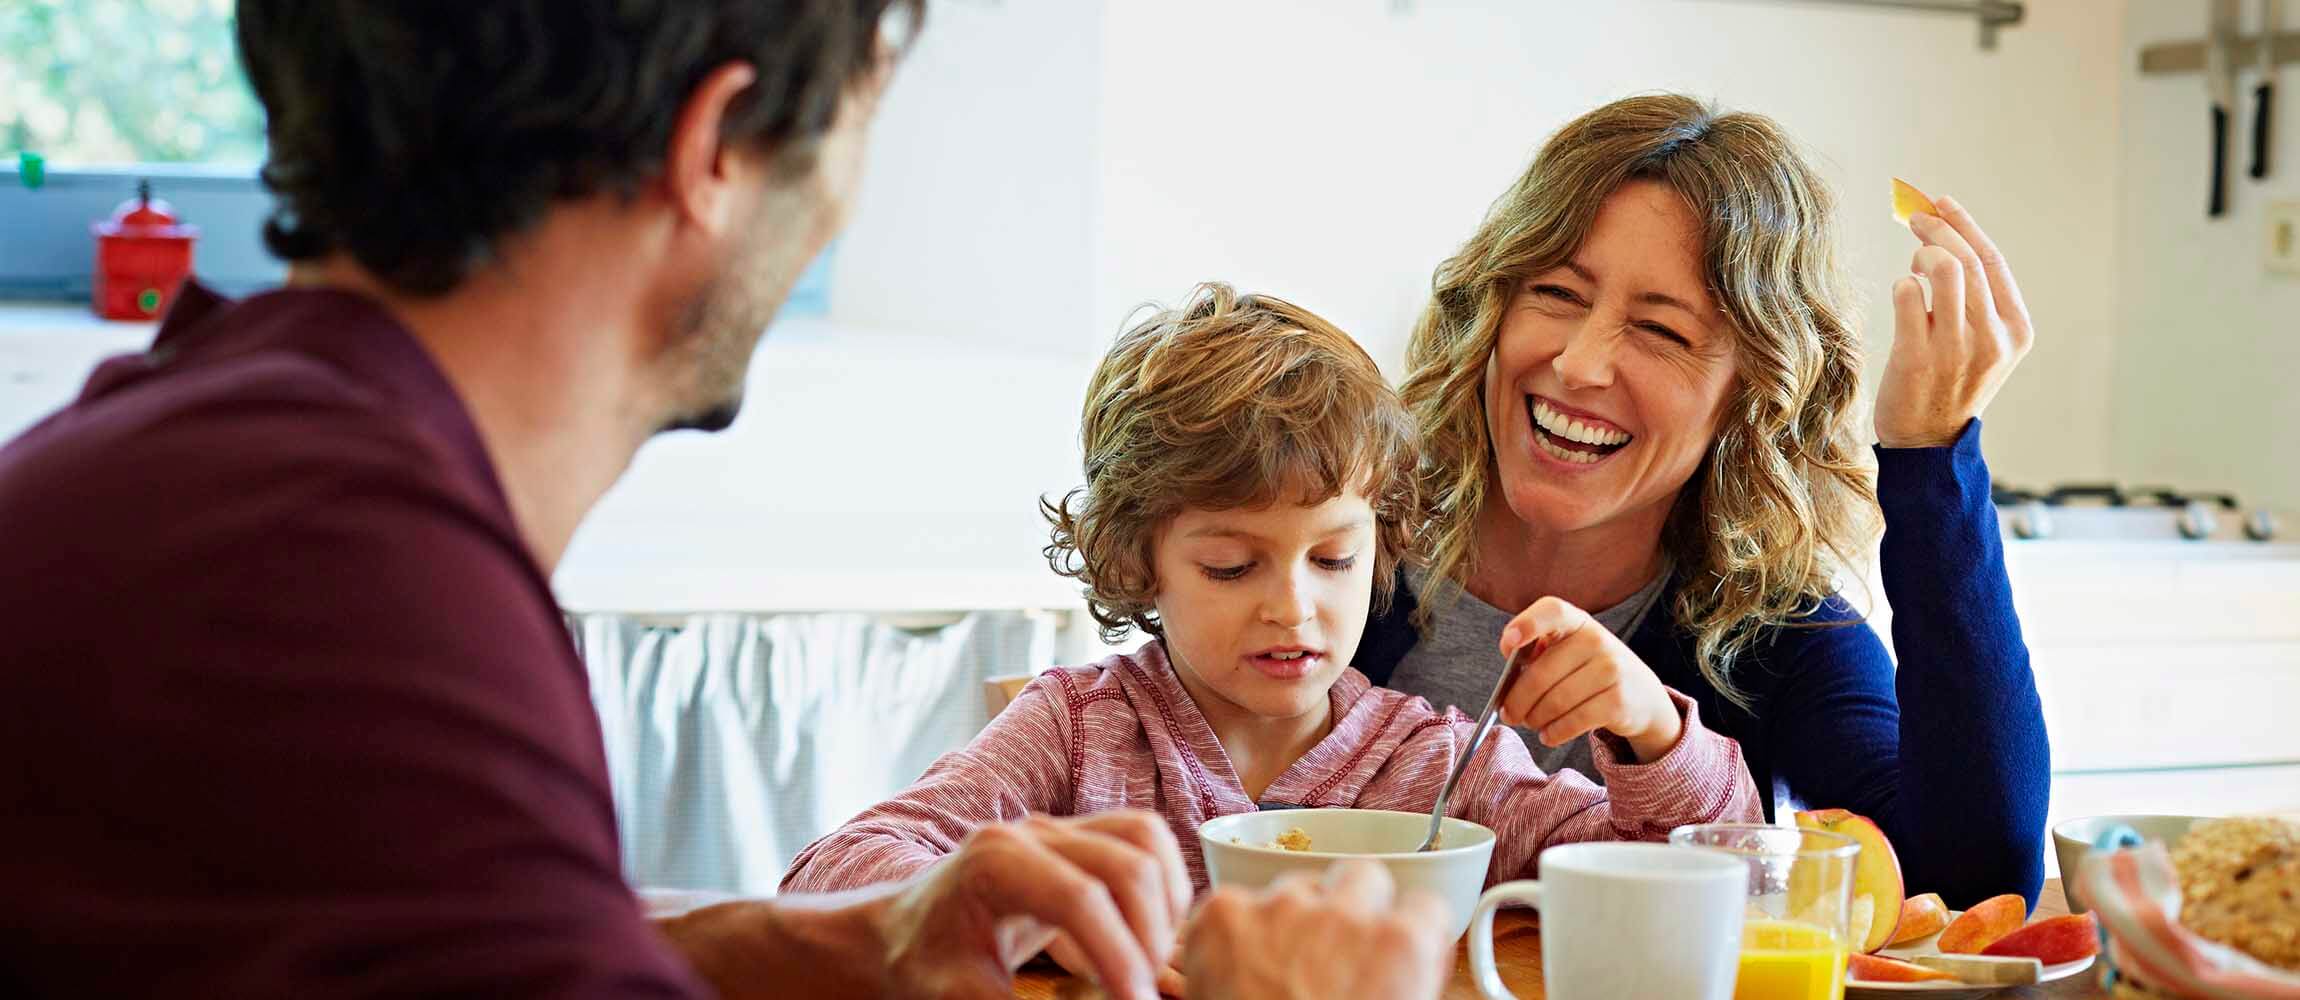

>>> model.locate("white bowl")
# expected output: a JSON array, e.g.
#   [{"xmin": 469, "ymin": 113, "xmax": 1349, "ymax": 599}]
[
  {"xmin": 2050, "ymin": 813, "xmax": 2209, "ymax": 913},
  {"xmin": 1198, "ymin": 808, "xmax": 1497, "ymax": 942}
]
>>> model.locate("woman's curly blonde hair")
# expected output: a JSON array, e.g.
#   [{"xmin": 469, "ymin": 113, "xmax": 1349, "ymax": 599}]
[
  {"xmin": 1401, "ymin": 94, "xmax": 1879, "ymax": 708},
  {"xmin": 1044, "ymin": 283, "xmax": 1419, "ymax": 643}
]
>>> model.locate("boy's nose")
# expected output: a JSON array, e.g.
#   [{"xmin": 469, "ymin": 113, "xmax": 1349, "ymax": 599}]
[{"xmin": 1258, "ymin": 574, "xmax": 1316, "ymax": 627}]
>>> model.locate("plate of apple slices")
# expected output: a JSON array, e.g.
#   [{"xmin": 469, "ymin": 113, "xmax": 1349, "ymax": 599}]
[
  {"xmin": 1791, "ymin": 810, "xmax": 2098, "ymax": 999},
  {"xmin": 1845, "ymin": 894, "xmax": 2098, "ymax": 998}
]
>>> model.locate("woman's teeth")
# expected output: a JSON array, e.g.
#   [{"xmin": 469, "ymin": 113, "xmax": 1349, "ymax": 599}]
[
  {"xmin": 1532, "ymin": 399, "xmax": 1631, "ymax": 447},
  {"xmin": 1537, "ymin": 433, "xmax": 1607, "ymax": 464},
  {"xmin": 1268, "ymin": 651, "xmax": 1306, "ymax": 661}
]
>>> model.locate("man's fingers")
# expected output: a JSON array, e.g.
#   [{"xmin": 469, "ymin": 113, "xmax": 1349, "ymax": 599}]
[
  {"xmin": 1319, "ymin": 858, "xmax": 1398, "ymax": 912},
  {"xmin": 1073, "ymin": 812, "xmax": 1191, "ymax": 939},
  {"xmin": 1266, "ymin": 869, "xmax": 1325, "ymax": 901},
  {"xmin": 1033, "ymin": 821, "xmax": 1181, "ymax": 980},
  {"xmin": 1395, "ymin": 887, "xmax": 1452, "ymax": 931},
  {"xmin": 964, "ymin": 829, "xmax": 1157, "ymax": 1000},
  {"xmin": 1178, "ymin": 887, "xmax": 1247, "ymax": 983},
  {"xmin": 1154, "ymin": 963, "xmax": 1188, "ymax": 997}
]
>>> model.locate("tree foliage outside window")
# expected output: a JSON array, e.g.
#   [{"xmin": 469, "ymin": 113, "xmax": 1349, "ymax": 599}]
[{"xmin": 2, "ymin": 0, "xmax": 266, "ymax": 167}]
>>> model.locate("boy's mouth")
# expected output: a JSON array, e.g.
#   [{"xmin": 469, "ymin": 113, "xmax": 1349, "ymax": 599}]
[
  {"xmin": 1527, "ymin": 395, "xmax": 1631, "ymax": 467},
  {"xmin": 1247, "ymin": 645, "xmax": 1323, "ymax": 680}
]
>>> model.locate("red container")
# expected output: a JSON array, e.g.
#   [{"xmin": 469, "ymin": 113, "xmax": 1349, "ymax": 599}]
[{"xmin": 92, "ymin": 180, "xmax": 198, "ymax": 321}]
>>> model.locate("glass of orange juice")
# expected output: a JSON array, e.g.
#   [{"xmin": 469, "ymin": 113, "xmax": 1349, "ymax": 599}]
[{"xmin": 1672, "ymin": 823, "xmax": 1861, "ymax": 1000}]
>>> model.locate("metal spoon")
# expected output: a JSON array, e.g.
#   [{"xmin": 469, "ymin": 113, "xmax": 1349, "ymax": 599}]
[{"xmin": 1414, "ymin": 644, "xmax": 1529, "ymax": 852}]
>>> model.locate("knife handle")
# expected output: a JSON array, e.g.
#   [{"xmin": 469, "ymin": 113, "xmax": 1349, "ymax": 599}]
[
  {"xmin": 2254, "ymin": 84, "xmax": 2274, "ymax": 179},
  {"xmin": 2212, "ymin": 105, "xmax": 2231, "ymax": 216}
]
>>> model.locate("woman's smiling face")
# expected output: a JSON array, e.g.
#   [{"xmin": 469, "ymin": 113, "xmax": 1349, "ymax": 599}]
[{"xmin": 1483, "ymin": 179, "xmax": 1741, "ymax": 536}]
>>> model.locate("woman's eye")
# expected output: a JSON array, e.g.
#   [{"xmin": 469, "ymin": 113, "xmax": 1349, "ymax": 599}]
[
  {"xmin": 1639, "ymin": 322, "xmax": 1691, "ymax": 347},
  {"xmin": 1530, "ymin": 284, "xmax": 1582, "ymax": 305},
  {"xmin": 1314, "ymin": 555, "xmax": 1359, "ymax": 572},
  {"xmin": 1200, "ymin": 563, "xmax": 1251, "ymax": 581}
]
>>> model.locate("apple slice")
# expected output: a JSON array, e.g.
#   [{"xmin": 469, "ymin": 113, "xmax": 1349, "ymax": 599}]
[
  {"xmin": 1889, "ymin": 892, "xmax": 1950, "ymax": 946},
  {"xmin": 1981, "ymin": 913, "xmax": 2100, "ymax": 965},
  {"xmin": 1911, "ymin": 954, "xmax": 2043, "ymax": 986},
  {"xmin": 1937, "ymin": 894, "xmax": 2029, "ymax": 954},
  {"xmin": 1846, "ymin": 895, "xmax": 1875, "ymax": 955},
  {"xmin": 1795, "ymin": 809, "xmax": 1905, "ymax": 952},
  {"xmin": 1892, "ymin": 177, "xmax": 1940, "ymax": 225},
  {"xmin": 1847, "ymin": 952, "xmax": 1955, "ymax": 983}
]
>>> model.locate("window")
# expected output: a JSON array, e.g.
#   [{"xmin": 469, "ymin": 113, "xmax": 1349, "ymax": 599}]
[
  {"xmin": 2, "ymin": 0, "xmax": 280, "ymax": 301},
  {"xmin": 0, "ymin": 1, "xmax": 835, "ymax": 313}
]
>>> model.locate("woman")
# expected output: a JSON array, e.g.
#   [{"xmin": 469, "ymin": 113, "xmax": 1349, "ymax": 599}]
[{"xmin": 1360, "ymin": 94, "xmax": 2048, "ymax": 908}]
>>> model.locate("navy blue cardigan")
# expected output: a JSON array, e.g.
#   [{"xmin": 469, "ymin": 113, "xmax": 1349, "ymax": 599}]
[{"xmin": 1357, "ymin": 420, "xmax": 2050, "ymax": 909}]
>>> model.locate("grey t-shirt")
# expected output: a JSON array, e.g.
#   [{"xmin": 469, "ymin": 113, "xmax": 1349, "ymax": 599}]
[{"xmin": 1383, "ymin": 566, "xmax": 1670, "ymax": 786}]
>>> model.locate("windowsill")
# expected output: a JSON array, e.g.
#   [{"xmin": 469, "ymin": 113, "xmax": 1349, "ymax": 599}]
[
  {"xmin": 0, "ymin": 299, "xmax": 160, "ymax": 338},
  {"xmin": 0, "ymin": 301, "xmax": 158, "ymax": 444}
]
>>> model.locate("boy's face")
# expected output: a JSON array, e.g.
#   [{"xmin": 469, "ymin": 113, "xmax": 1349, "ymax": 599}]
[{"xmin": 1151, "ymin": 489, "xmax": 1378, "ymax": 723}]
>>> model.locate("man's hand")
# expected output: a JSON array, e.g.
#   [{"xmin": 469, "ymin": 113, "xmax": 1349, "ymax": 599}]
[
  {"xmin": 877, "ymin": 812, "xmax": 1191, "ymax": 1000},
  {"xmin": 655, "ymin": 811, "xmax": 1189, "ymax": 1000},
  {"xmin": 1180, "ymin": 860, "xmax": 1451, "ymax": 1000}
]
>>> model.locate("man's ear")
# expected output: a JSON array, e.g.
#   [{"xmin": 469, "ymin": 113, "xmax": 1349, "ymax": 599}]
[{"xmin": 661, "ymin": 61, "xmax": 761, "ymax": 237}]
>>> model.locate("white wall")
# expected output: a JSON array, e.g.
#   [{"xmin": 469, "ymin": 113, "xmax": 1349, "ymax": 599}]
[
  {"xmin": 1096, "ymin": 0, "xmax": 2128, "ymax": 490},
  {"xmin": 2111, "ymin": 1, "xmax": 2300, "ymax": 511},
  {"xmin": 562, "ymin": 0, "xmax": 2145, "ymax": 611},
  {"xmin": 824, "ymin": 0, "xmax": 1103, "ymax": 356}
]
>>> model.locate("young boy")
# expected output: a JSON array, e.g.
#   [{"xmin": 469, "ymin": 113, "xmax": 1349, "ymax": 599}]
[{"xmin": 782, "ymin": 284, "xmax": 1760, "ymax": 901}]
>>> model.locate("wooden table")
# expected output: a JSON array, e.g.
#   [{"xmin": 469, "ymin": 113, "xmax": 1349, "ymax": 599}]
[{"xmin": 1013, "ymin": 880, "xmax": 2107, "ymax": 999}]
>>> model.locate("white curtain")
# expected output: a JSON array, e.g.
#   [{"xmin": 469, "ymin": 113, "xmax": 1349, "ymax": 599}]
[{"xmin": 572, "ymin": 610, "xmax": 1055, "ymax": 896}]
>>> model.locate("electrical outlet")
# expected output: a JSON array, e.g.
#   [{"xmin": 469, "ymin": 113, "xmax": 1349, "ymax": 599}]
[{"xmin": 2270, "ymin": 201, "xmax": 2300, "ymax": 277}]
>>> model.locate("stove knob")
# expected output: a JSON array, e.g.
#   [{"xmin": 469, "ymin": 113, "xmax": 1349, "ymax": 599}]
[
  {"xmin": 2011, "ymin": 500, "xmax": 2053, "ymax": 540},
  {"xmin": 2179, "ymin": 501, "xmax": 2220, "ymax": 540},
  {"xmin": 2245, "ymin": 510, "xmax": 2280, "ymax": 541}
]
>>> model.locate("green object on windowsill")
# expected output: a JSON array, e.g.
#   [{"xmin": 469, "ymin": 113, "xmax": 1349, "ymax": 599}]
[{"xmin": 17, "ymin": 152, "xmax": 42, "ymax": 190}]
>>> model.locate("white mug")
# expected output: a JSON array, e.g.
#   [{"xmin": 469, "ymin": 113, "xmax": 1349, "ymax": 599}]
[{"xmin": 1470, "ymin": 842, "xmax": 1747, "ymax": 1000}]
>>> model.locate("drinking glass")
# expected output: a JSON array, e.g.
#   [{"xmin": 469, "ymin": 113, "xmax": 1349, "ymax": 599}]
[{"xmin": 1672, "ymin": 823, "xmax": 1862, "ymax": 1000}]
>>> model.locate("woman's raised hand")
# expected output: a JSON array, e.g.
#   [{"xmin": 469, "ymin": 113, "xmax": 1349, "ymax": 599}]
[{"xmin": 1874, "ymin": 196, "xmax": 2035, "ymax": 449}]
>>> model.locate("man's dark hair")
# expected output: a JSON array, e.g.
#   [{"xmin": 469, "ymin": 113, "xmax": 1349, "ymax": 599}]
[{"xmin": 236, "ymin": 0, "xmax": 918, "ymax": 297}]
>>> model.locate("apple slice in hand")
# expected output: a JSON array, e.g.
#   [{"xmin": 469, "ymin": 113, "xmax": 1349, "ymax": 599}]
[{"xmin": 1892, "ymin": 177, "xmax": 1940, "ymax": 225}]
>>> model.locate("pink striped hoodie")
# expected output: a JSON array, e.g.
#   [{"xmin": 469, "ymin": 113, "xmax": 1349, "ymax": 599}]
[{"xmin": 782, "ymin": 641, "xmax": 1761, "ymax": 895}]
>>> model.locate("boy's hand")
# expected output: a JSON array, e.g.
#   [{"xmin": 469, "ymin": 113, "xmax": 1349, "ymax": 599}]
[{"xmin": 1497, "ymin": 596, "xmax": 1683, "ymax": 763}]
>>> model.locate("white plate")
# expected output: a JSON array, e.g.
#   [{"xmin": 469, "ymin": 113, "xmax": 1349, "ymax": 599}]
[{"xmin": 1845, "ymin": 912, "xmax": 2096, "ymax": 999}]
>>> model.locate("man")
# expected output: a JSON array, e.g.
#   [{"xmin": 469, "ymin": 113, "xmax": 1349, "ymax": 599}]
[{"xmin": 0, "ymin": 3, "xmax": 1448, "ymax": 998}]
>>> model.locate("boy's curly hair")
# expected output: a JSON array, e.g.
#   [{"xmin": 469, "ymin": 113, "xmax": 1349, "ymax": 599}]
[{"xmin": 1042, "ymin": 283, "xmax": 1419, "ymax": 643}]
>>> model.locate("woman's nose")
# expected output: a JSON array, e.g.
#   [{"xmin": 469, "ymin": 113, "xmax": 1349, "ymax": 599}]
[{"xmin": 1551, "ymin": 321, "xmax": 1619, "ymax": 390}]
